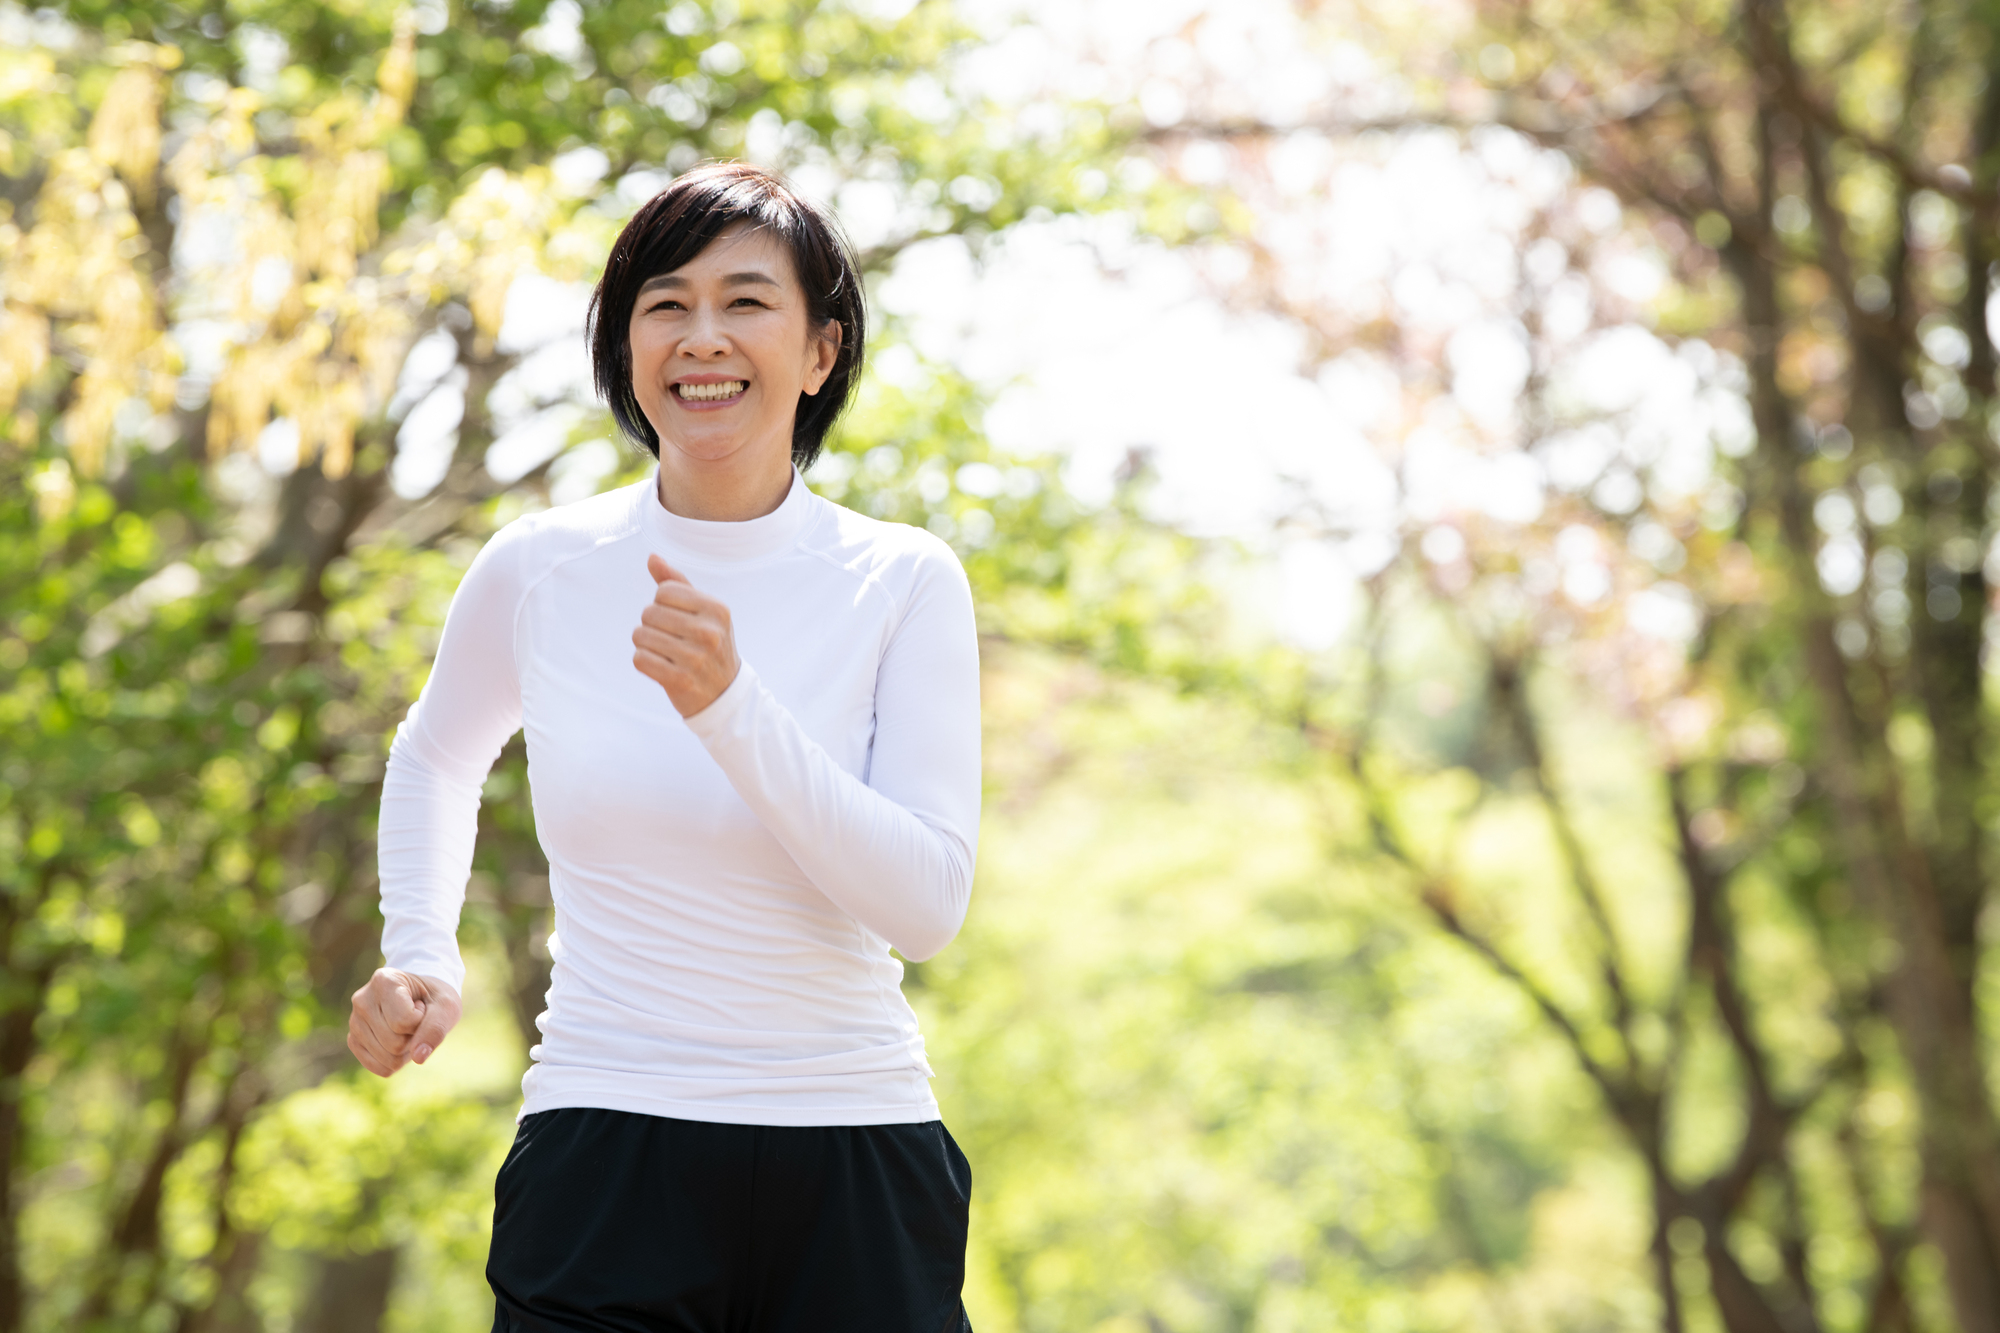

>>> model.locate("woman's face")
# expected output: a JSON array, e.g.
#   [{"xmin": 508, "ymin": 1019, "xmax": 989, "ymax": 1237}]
[{"xmin": 627, "ymin": 223, "xmax": 840, "ymax": 477}]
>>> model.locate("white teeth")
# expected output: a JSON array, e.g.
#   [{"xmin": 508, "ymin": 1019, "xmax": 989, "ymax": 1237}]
[{"xmin": 675, "ymin": 380, "xmax": 746, "ymax": 401}]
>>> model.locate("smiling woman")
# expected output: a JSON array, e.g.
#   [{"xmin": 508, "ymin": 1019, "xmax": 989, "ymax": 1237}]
[
  {"xmin": 621, "ymin": 226, "xmax": 841, "ymax": 520},
  {"xmin": 590, "ymin": 163, "xmax": 866, "ymax": 519},
  {"xmin": 351, "ymin": 164, "xmax": 980, "ymax": 1333}
]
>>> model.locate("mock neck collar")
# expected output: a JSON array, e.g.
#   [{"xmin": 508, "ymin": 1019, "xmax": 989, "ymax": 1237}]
[{"xmin": 639, "ymin": 464, "xmax": 817, "ymax": 565}]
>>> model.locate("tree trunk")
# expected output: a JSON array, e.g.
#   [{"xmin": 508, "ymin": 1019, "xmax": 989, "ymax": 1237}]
[
  {"xmin": 0, "ymin": 951, "xmax": 56, "ymax": 1333},
  {"xmin": 298, "ymin": 1248, "xmax": 397, "ymax": 1333}
]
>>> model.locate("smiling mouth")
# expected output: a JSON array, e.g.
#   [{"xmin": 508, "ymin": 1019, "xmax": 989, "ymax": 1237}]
[{"xmin": 675, "ymin": 380, "xmax": 747, "ymax": 401}]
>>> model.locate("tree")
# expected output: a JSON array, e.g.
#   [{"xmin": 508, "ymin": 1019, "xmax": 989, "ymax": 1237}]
[{"xmin": 1147, "ymin": 0, "xmax": 2000, "ymax": 1328}]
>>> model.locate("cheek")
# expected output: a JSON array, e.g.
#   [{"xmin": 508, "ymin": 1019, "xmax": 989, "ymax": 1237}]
[
  {"xmin": 742, "ymin": 331, "xmax": 800, "ymax": 396},
  {"xmin": 628, "ymin": 324, "xmax": 669, "ymax": 374}
]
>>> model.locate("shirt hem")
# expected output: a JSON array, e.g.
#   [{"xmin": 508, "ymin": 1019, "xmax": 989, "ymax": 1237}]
[{"xmin": 517, "ymin": 1083, "xmax": 942, "ymax": 1127}]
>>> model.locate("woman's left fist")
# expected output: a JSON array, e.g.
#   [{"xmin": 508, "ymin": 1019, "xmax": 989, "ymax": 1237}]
[{"xmin": 632, "ymin": 553, "xmax": 740, "ymax": 717}]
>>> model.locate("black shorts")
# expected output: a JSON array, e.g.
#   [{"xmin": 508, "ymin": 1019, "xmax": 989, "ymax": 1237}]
[{"xmin": 487, "ymin": 1108, "xmax": 973, "ymax": 1333}]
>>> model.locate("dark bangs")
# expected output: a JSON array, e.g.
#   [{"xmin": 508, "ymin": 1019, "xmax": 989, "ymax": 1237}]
[{"xmin": 587, "ymin": 162, "xmax": 866, "ymax": 472}]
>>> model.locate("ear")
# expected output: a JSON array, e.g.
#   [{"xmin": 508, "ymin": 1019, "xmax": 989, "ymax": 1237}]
[{"xmin": 803, "ymin": 318, "xmax": 843, "ymax": 397}]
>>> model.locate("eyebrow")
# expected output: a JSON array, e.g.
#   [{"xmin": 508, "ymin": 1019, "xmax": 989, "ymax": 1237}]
[{"xmin": 638, "ymin": 271, "xmax": 782, "ymax": 294}]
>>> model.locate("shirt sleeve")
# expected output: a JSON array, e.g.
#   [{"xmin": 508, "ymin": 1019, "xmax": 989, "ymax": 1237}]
[
  {"xmin": 683, "ymin": 541, "xmax": 982, "ymax": 962},
  {"xmin": 375, "ymin": 526, "xmax": 529, "ymax": 993}
]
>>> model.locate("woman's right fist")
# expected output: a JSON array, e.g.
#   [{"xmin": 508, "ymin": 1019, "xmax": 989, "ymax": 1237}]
[{"xmin": 347, "ymin": 968, "xmax": 462, "ymax": 1077}]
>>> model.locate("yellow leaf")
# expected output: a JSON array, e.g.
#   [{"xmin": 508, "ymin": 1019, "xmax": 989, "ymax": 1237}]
[
  {"xmin": 85, "ymin": 62, "xmax": 163, "ymax": 207},
  {"xmin": 0, "ymin": 302, "xmax": 50, "ymax": 415}
]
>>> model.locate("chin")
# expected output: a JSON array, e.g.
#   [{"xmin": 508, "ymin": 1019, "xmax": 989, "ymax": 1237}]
[{"xmin": 660, "ymin": 433, "xmax": 752, "ymax": 465}]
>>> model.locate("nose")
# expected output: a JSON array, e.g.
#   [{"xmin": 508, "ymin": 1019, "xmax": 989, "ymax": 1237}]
[{"xmin": 680, "ymin": 306, "xmax": 730, "ymax": 359}]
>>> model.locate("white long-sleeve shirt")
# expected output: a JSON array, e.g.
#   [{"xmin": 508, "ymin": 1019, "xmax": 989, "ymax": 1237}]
[{"xmin": 375, "ymin": 466, "xmax": 981, "ymax": 1126}]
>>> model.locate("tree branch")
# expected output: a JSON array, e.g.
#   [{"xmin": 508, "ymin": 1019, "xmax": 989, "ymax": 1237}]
[{"xmin": 1492, "ymin": 652, "xmax": 1642, "ymax": 1068}]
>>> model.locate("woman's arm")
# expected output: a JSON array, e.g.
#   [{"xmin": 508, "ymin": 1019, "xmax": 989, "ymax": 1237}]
[
  {"xmin": 374, "ymin": 529, "xmax": 528, "ymax": 995},
  {"xmin": 634, "ymin": 546, "xmax": 981, "ymax": 961}
]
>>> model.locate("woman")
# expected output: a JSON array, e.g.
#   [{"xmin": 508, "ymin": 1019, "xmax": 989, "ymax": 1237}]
[{"xmin": 347, "ymin": 163, "xmax": 981, "ymax": 1333}]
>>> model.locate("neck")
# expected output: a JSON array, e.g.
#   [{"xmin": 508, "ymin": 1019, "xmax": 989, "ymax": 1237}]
[{"xmin": 656, "ymin": 447, "xmax": 794, "ymax": 522}]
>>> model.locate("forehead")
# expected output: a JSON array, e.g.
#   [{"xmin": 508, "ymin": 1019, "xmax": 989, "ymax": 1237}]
[{"xmin": 637, "ymin": 222, "xmax": 799, "ymax": 292}]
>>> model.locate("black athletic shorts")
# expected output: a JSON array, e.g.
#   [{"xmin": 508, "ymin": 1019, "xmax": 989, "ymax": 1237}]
[{"xmin": 487, "ymin": 1108, "xmax": 974, "ymax": 1333}]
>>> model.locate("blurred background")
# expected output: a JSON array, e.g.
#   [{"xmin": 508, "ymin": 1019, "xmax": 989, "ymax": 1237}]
[{"xmin": 4, "ymin": 0, "xmax": 1998, "ymax": 1329}]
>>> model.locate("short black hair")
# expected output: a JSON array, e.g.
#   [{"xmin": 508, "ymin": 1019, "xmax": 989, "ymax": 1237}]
[{"xmin": 587, "ymin": 162, "xmax": 866, "ymax": 472}]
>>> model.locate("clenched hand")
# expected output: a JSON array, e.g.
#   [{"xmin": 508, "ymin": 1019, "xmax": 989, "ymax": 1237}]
[
  {"xmin": 348, "ymin": 968, "xmax": 461, "ymax": 1077},
  {"xmin": 632, "ymin": 553, "xmax": 741, "ymax": 717}
]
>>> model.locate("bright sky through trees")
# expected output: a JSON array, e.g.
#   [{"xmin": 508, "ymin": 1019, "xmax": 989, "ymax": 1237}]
[{"xmin": 872, "ymin": 0, "xmax": 1738, "ymax": 653}]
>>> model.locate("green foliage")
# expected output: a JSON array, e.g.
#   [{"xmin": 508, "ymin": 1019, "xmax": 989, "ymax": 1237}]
[{"xmin": 930, "ymin": 647, "xmax": 1652, "ymax": 1332}]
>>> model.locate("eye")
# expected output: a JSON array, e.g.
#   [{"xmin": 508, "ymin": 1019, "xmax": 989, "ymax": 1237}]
[
  {"xmin": 731, "ymin": 297, "xmax": 768, "ymax": 308},
  {"xmin": 644, "ymin": 299, "xmax": 684, "ymax": 313}
]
